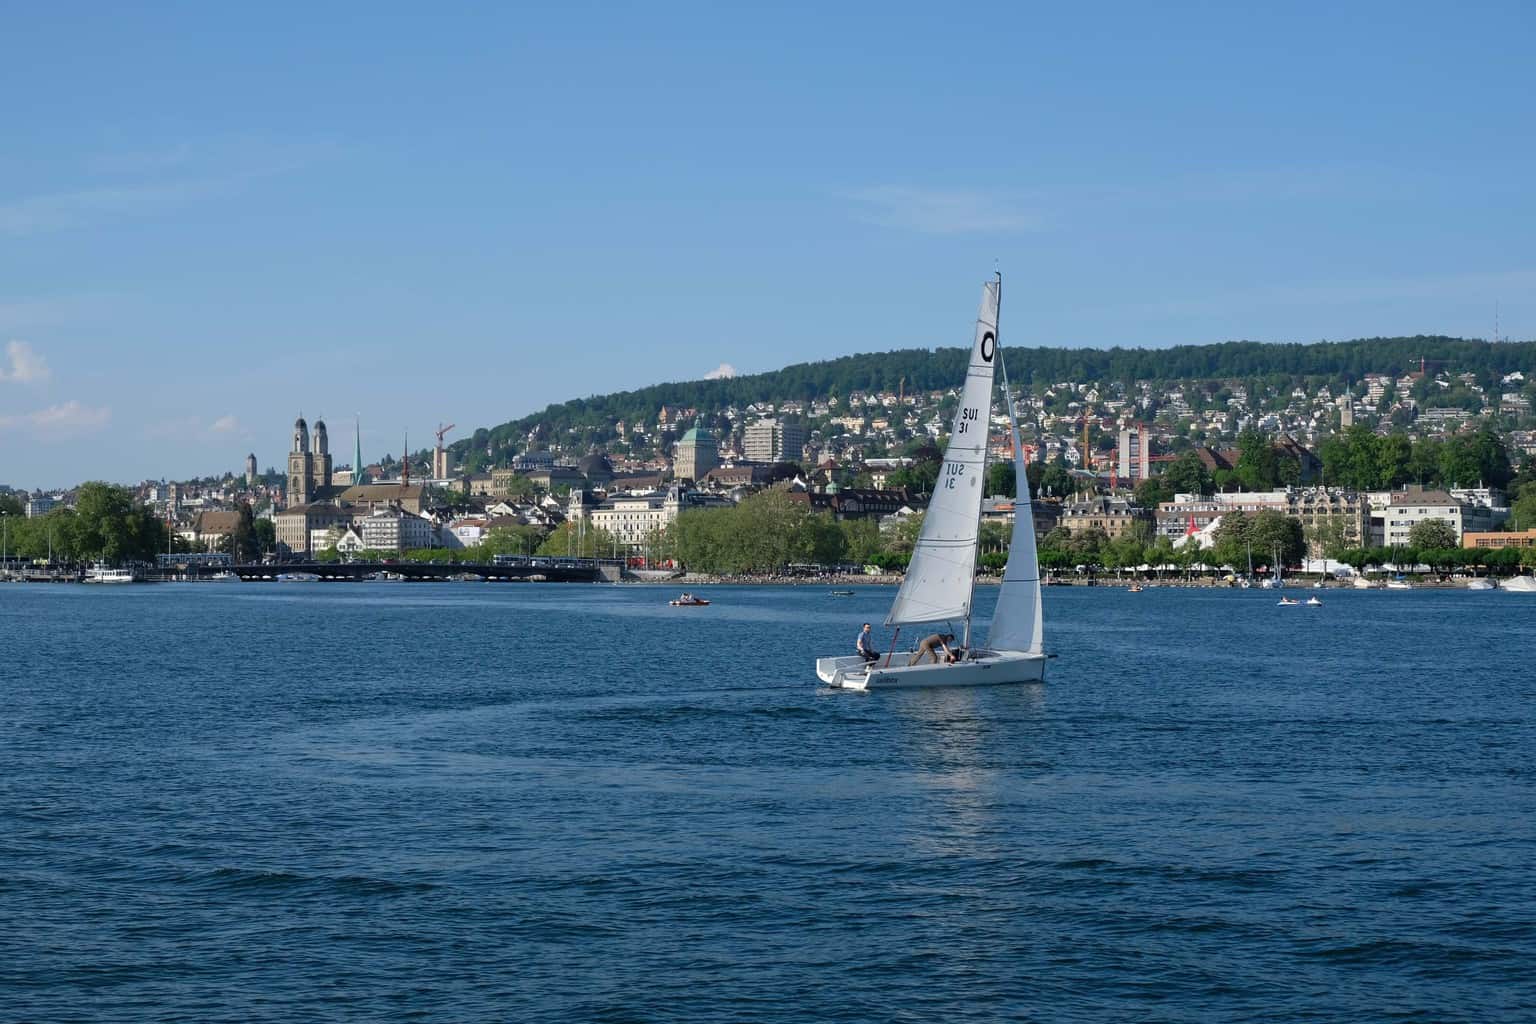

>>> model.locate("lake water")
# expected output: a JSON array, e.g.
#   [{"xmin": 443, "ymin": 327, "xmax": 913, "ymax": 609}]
[{"xmin": 3, "ymin": 582, "xmax": 1535, "ymax": 1022}]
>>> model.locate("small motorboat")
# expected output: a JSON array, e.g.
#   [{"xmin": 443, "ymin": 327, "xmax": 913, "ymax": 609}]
[
  {"xmin": 1127, "ymin": 584, "xmax": 1144, "ymax": 593},
  {"xmin": 1305, "ymin": 596, "xmax": 1323, "ymax": 606},
  {"xmin": 670, "ymin": 592, "xmax": 710, "ymax": 607},
  {"xmin": 1278, "ymin": 597, "xmax": 1300, "ymax": 606},
  {"xmin": 829, "ymin": 590, "xmax": 855, "ymax": 597}
]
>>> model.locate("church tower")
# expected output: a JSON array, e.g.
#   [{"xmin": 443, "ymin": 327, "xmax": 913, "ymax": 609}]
[
  {"xmin": 288, "ymin": 416, "xmax": 313, "ymax": 506},
  {"xmin": 311, "ymin": 418, "xmax": 333, "ymax": 491},
  {"xmin": 245, "ymin": 453, "xmax": 258, "ymax": 487}
]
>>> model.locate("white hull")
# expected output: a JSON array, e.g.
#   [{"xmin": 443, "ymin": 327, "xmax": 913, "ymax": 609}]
[
  {"xmin": 83, "ymin": 564, "xmax": 135, "ymax": 584},
  {"xmin": 1503, "ymin": 576, "xmax": 1536, "ymax": 593},
  {"xmin": 817, "ymin": 650, "xmax": 1047, "ymax": 691}
]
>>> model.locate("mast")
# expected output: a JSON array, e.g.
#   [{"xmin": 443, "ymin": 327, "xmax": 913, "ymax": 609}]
[{"xmin": 963, "ymin": 272, "xmax": 1002, "ymax": 651}]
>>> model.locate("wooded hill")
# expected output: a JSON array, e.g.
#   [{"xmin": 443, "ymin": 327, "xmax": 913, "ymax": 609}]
[{"xmin": 450, "ymin": 335, "xmax": 1534, "ymax": 466}]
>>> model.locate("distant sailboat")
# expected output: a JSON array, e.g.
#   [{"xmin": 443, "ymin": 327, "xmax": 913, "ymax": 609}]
[{"xmin": 816, "ymin": 276, "xmax": 1046, "ymax": 691}]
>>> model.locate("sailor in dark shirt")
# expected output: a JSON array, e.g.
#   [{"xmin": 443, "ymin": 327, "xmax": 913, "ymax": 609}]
[{"xmin": 856, "ymin": 623, "xmax": 880, "ymax": 663}]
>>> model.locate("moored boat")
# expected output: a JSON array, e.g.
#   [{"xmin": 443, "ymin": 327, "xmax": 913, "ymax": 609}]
[{"xmin": 83, "ymin": 562, "xmax": 136, "ymax": 584}]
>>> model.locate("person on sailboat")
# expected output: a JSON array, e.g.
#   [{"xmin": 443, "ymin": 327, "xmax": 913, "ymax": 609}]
[
  {"xmin": 910, "ymin": 632, "xmax": 957, "ymax": 666},
  {"xmin": 856, "ymin": 623, "xmax": 880, "ymax": 664}
]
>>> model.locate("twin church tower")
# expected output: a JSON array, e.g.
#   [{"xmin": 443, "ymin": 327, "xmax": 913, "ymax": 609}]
[{"xmin": 286, "ymin": 416, "xmax": 333, "ymax": 506}]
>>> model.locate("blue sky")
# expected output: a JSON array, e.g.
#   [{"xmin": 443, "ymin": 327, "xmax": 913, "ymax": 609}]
[{"xmin": 2, "ymin": 2, "xmax": 1532, "ymax": 488}]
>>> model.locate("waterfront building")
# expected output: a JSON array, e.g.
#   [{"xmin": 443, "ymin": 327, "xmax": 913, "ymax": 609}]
[
  {"xmin": 359, "ymin": 508, "xmax": 435, "ymax": 553},
  {"xmin": 276, "ymin": 502, "xmax": 351, "ymax": 556},
  {"xmin": 1463, "ymin": 529, "xmax": 1536, "ymax": 549},
  {"xmin": 191, "ymin": 510, "xmax": 242, "ymax": 552},
  {"xmin": 1290, "ymin": 488, "xmax": 1368, "ymax": 554},
  {"xmin": 1373, "ymin": 485, "xmax": 1465, "ymax": 547},
  {"xmin": 572, "ymin": 485, "xmax": 733, "ymax": 552},
  {"xmin": 1155, "ymin": 488, "xmax": 1367, "ymax": 555},
  {"xmin": 1155, "ymin": 498, "xmax": 1225, "ymax": 541}
]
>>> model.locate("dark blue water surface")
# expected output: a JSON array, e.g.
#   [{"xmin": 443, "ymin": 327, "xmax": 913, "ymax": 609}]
[{"xmin": 3, "ymin": 582, "xmax": 1535, "ymax": 1022}]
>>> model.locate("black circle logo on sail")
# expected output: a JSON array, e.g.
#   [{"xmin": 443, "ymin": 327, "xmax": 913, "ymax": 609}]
[{"xmin": 980, "ymin": 332, "xmax": 995, "ymax": 362}]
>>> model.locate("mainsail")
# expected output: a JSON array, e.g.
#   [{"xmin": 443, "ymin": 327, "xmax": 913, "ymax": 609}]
[
  {"xmin": 885, "ymin": 280, "xmax": 999, "ymax": 627},
  {"xmin": 986, "ymin": 351, "xmax": 1044, "ymax": 654}
]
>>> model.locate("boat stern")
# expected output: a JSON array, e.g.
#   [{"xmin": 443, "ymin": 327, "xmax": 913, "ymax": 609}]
[{"xmin": 816, "ymin": 655, "xmax": 870, "ymax": 689}]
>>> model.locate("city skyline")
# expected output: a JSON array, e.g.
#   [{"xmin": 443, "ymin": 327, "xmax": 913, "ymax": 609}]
[{"xmin": 3, "ymin": 3, "xmax": 1533, "ymax": 487}]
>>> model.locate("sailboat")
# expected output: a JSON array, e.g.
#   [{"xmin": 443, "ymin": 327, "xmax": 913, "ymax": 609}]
[{"xmin": 816, "ymin": 276, "xmax": 1046, "ymax": 691}]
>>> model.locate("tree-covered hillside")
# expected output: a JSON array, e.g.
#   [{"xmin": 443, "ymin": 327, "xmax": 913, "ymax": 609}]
[{"xmin": 449, "ymin": 335, "xmax": 1535, "ymax": 469}]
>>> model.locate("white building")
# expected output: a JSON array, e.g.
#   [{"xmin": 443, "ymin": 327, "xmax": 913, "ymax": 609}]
[
  {"xmin": 743, "ymin": 417, "xmax": 804, "ymax": 464},
  {"xmin": 25, "ymin": 496, "xmax": 57, "ymax": 518},
  {"xmin": 569, "ymin": 485, "xmax": 733, "ymax": 551},
  {"xmin": 1367, "ymin": 486, "xmax": 1465, "ymax": 547},
  {"xmin": 359, "ymin": 508, "xmax": 435, "ymax": 552}
]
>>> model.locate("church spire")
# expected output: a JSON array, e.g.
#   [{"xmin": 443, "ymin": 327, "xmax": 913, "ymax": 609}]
[{"xmin": 354, "ymin": 414, "xmax": 365, "ymax": 486}]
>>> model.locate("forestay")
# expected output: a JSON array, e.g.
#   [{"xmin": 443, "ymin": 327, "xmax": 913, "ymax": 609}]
[
  {"xmin": 885, "ymin": 280, "xmax": 999, "ymax": 627},
  {"xmin": 986, "ymin": 350, "xmax": 1044, "ymax": 654}
]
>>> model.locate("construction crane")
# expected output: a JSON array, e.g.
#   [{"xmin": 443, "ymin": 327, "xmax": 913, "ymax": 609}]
[{"xmin": 433, "ymin": 422, "xmax": 456, "ymax": 479}]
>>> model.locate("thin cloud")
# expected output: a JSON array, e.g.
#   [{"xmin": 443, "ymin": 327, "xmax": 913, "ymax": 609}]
[
  {"xmin": 0, "ymin": 180, "xmax": 222, "ymax": 236},
  {"xmin": 0, "ymin": 137, "xmax": 344, "ymax": 236},
  {"xmin": 845, "ymin": 186, "xmax": 1041, "ymax": 234},
  {"xmin": 703, "ymin": 362, "xmax": 738, "ymax": 380},
  {"xmin": 142, "ymin": 414, "xmax": 249, "ymax": 441},
  {"xmin": 0, "ymin": 400, "xmax": 111, "ymax": 436},
  {"xmin": 0, "ymin": 340, "xmax": 49, "ymax": 383}
]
